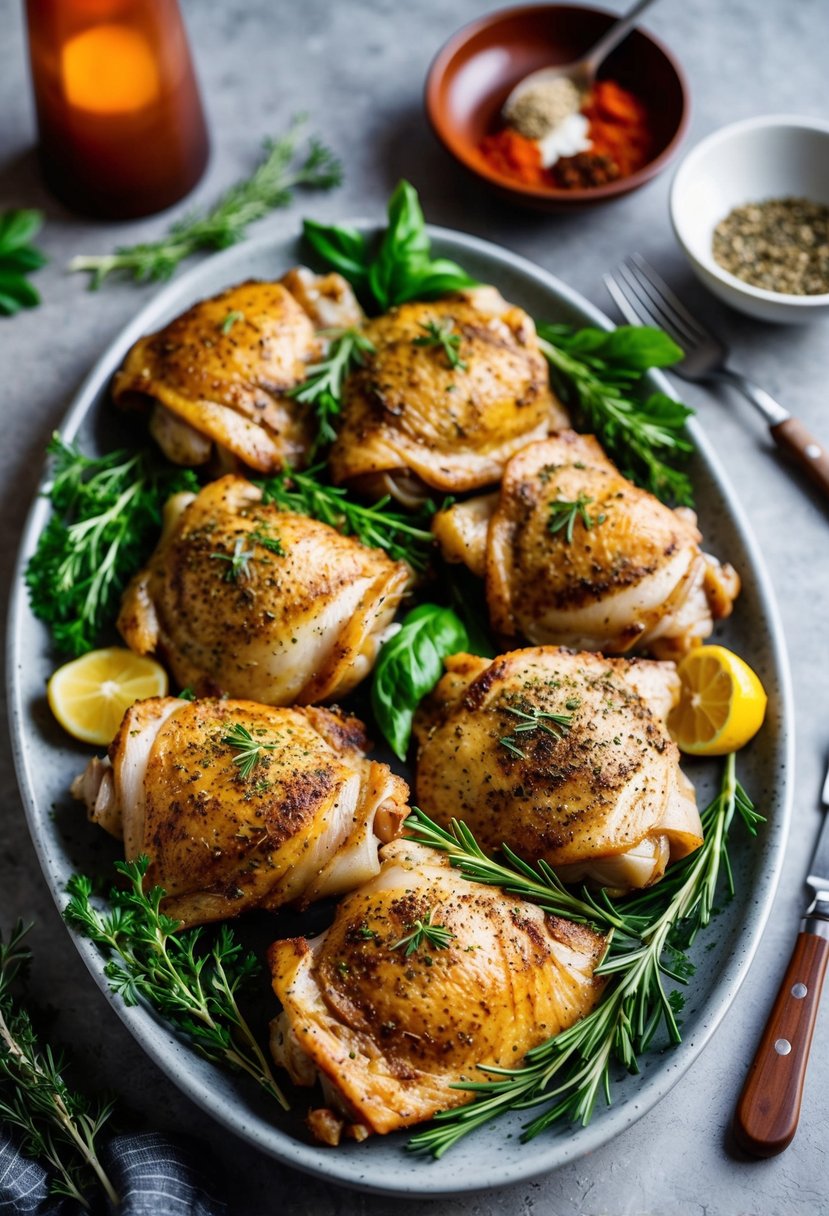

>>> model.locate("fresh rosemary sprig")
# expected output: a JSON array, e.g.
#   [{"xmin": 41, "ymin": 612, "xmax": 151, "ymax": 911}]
[
  {"xmin": 538, "ymin": 325, "xmax": 694, "ymax": 507},
  {"xmin": 288, "ymin": 327, "xmax": 375, "ymax": 452},
  {"xmin": 220, "ymin": 309, "xmax": 245, "ymax": 334},
  {"xmin": 64, "ymin": 858, "xmax": 289, "ymax": 1111},
  {"xmin": 390, "ymin": 909, "xmax": 455, "ymax": 956},
  {"xmin": 210, "ymin": 536, "xmax": 256, "ymax": 583},
  {"xmin": 547, "ymin": 494, "xmax": 606, "ymax": 543},
  {"xmin": 258, "ymin": 466, "xmax": 436, "ymax": 571},
  {"xmin": 221, "ymin": 722, "xmax": 278, "ymax": 779},
  {"xmin": 412, "ymin": 320, "xmax": 467, "ymax": 371},
  {"xmin": 0, "ymin": 922, "xmax": 118, "ymax": 1208},
  {"xmin": 406, "ymin": 754, "xmax": 762, "ymax": 1156},
  {"xmin": 69, "ymin": 118, "xmax": 342, "ymax": 288},
  {"xmin": 25, "ymin": 434, "xmax": 199, "ymax": 656},
  {"xmin": 0, "ymin": 209, "xmax": 47, "ymax": 316},
  {"xmin": 498, "ymin": 705, "xmax": 573, "ymax": 760}
]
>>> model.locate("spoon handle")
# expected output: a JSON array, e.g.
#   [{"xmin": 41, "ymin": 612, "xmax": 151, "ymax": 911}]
[{"xmin": 583, "ymin": 0, "xmax": 662, "ymax": 76}]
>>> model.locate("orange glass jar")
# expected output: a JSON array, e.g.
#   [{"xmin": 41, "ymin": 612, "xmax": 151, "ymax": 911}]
[{"xmin": 25, "ymin": 0, "xmax": 209, "ymax": 219}]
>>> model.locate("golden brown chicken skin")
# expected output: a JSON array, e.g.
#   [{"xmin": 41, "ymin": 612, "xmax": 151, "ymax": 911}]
[
  {"xmin": 71, "ymin": 697, "xmax": 409, "ymax": 928},
  {"xmin": 268, "ymin": 840, "xmax": 605, "ymax": 1143},
  {"xmin": 117, "ymin": 475, "xmax": 411, "ymax": 705},
  {"xmin": 113, "ymin": 270, "xmax": 362, "ymax": 472},
  {"xmin": 432, "ymin": 432, "xmax": 739, "ymax": 658},
  {"xmin": 328, "ymin": 287, "xmax": 569, "ymax": 501},
  {"xmin": 414, "ymin": 647, "xmax": 703, "ymax": 895}
]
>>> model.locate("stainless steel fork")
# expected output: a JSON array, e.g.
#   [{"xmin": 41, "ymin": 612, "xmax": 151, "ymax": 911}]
[{"xmin": 604, "ymin": 255, "xmax": 829, "ymax": 503}]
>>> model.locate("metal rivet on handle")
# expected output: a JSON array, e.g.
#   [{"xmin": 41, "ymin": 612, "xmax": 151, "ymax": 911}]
[
  {"xmin": 805, "ymin": 443, "xmax": 822, "ymax": 459},
  {"xmin": 775, "ymin": 1038, "xmax": 792, "ymax": 1055},
  {"xmin": 792, "ymin": 983, "xmax": 808, "ymax": 999}
]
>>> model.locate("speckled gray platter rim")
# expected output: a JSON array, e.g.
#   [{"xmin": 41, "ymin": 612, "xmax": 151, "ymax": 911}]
[{"xmin": 7, "ymin": 223, "xmax": 794, "ymax": 1198}]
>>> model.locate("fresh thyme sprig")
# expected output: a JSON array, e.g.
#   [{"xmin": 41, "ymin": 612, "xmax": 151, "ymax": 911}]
[
  {"xmin": 538, "ymin": 326, "xmax": 694, "ymax": 506},
  {"xmin": 25, "ymin": 434, "xmax": 199, "ymax": 656},
  {"xmin": 0, "ymin": 922, "xmax": 118, "ymax": 1208},
  {"xmin": 406, "ymin": 754, "xmax": 762, "ymax": 1157},
  {"xmin": 412, "ymin": 320, "xmax": 467, "ymax": 371},
  {"xmin": 211, "ymin": 536, "xmax": 256, "ymax": 583},
  {"xmin": 390, "ymin": 909, "xmax": 455, "ymax": 956},
  {"xmin": 499, "ymin": 705, "xmax": 574, "ymax": 760},
  {"xmin": 221, "ymin": 722, "xmax": 278, "ymax": 779},
  {"xmin": 258, "ymin": 466, "xmax": 436, "ymax": 571},
  {"xmin": 64, "ymin": 858, "xmax": 289, "ymax": 1110},
  {"xmin": 69, "ymin": 117, "xmax": 342, "ymax": 288},
  {"xmin": 288, "ymin": 327, "xmax": 375, "ymax": 453},
  {"xmin": 547, "ymin": 494, "xmax": 606, "ymax": 543}
]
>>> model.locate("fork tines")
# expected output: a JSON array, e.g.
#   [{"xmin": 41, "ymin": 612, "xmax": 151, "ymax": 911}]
[{"xmin": 605, "ymin": 255, "xmax": 714, "ymax": 350}]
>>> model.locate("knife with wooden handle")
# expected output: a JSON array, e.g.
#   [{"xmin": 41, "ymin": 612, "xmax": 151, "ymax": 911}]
[{"xmin": 733, "ymin": 761, "xmax": 829, "ymax": 1157}]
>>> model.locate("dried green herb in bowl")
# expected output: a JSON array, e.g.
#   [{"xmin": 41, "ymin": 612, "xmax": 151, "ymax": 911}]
[{"xmin": 712, "ymin": 197, "xmax": 829, "ymax": 296}]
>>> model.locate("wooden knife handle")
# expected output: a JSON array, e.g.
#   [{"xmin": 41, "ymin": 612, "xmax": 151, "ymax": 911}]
[
  {"xmin": 733, "ymin": 930, "xmax": 829, "ymax": 1157},
  {"xmin": 770, "ymin": 417, "xmax": 829, "ymax": 501}
]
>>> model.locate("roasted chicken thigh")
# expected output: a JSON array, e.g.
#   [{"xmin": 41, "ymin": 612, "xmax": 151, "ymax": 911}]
[
  {"xmin": 414, "ymin": 647, "xmax": 703, "ymax": 894},
  {"xmin": 118, "ymin": 475, "xmax": 411, "ymax": 704},
  {"xmin": 269, "ymin": 839, "xmax": 605, "ymax": 1143},
  {"xmin": 71, "ymin": 697, "xmax": 409, "ymax": 928},
  {"xmin": 113, "ymin": 270, "xmax": 363, "ymax": 472},
  {"xmin": 432, "ymin": 432, "xmax": 739, "ymax": 658},
  {"xmin": 328, "ymin": 288, "xmax": 569, "ymax": 502}
]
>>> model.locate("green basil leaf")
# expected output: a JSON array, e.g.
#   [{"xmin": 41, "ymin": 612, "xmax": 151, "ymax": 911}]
[
  {"xmin": 371, "ymin": 603, "xmax": 469, "ymax": 760},
  {"xmin": 539, "ymin": 323, "xmax": 682, "ymax": 370},
  {"xmin": 0, "ymin": 209, "xmax": 43, "ymax": 254},
  {"xmin": 0, "ymin": 246, "xmax": 48, "ymax": 273},
  {"xmin": 0, "ymin": 291, "xmax": 22, "ymax": 316},
  {"xmin": 303, "ymin": 219, "xmax": 369, "ymax": 288},
  {"xmin": 0, "ymin": 273, "xmax": 40, "ymax": 309}
]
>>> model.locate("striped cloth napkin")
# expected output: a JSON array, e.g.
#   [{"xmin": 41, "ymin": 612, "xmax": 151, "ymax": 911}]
[{"xmin": 0, "ymin": 1130, "xmax": 228, "ymax": 1215}]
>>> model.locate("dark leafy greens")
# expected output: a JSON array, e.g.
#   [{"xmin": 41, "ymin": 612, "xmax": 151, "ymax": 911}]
[
  {"xmin": 0, "ymin": 210, "xmax": 47, "ymax": 316},
  {"xmin": 371, "ymin": 603, "xmax": 469, "ymax": 760},
  {"xmin": 304, "ymin": 180, "xmax": 476, "ymax": 312}
]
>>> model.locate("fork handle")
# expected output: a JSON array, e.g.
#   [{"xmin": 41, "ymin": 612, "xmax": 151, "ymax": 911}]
[
  {"xmin": 733, "ymin": 929, "xmax": 829, "ymax": 1157},
  {"xmin": 769, "ymin": 418, "xmax": 829, "ymax": 502}
]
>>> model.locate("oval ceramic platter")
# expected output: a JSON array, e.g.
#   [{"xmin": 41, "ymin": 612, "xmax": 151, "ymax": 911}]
[{"xmin": 8, "ymin": 224, "xmax": 793, "ymax": 1197}]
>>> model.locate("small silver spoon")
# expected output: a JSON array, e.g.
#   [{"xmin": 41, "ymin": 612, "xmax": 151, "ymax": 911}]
[{"xmin": 503, "ymin": 0, "xmax": 662, "ymax": 117}]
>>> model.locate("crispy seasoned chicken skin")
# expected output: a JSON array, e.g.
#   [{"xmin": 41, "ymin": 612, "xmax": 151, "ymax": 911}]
[
  {"xmin": 268, "ymin": 840, "xmax": 605, "ymax": 1143},
  {"xmin": 328, "ymin": 288, "xmax": 569, "ymax": 501},
  {"xmin": 70, "ymin": 697, "xmax": 409, "ymax": 928},
  {"xmin": 117, "ymin": 475, "xmax": 411, "ymax": 705},
  {"xmin": 112, "ymin": 270, "xmax": 363, "ymax": 472},
  {"xmin": 414, "ymin": 647, "xmax": 702, "ymax": 894},
  {"xmin": 432, "ymin": 432, "xmax": 740, "ymax": 659}
]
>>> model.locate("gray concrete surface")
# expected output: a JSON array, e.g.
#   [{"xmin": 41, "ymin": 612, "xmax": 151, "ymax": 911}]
[{"xmin": 1, "ymin": 0, "xmax": 828, "ymax": 1212}]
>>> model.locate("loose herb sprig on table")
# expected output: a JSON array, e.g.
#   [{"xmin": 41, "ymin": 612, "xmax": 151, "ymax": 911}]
[
  {"xmin": 65, "ymin": 857, "xmax": 289, "ymax": 1111},
  {"xmin": 0, "ymin": 922, "xmax": 119, "ymax": 1208},
  {"xmin": 304, "ymin": 179, "xmax": 476, "ymax": 311},
  {"xmin": 0, "ymin": 209, "xmax": 47, "ymax": 316},
  {"xmin": 258, "ymin": 465, "xmax": 436, "ymax": 570},
  {"xmin": 405, "ymin": 754, "xmax": 762, "ymax": 1156},
  {"xmin": 538, "ymin": 324, "xmax": 694, "ymax": 506},
  {"xmin": 69, "ymin": 117, "xmax": 341, "ymax": 288},
  {"xmin": 25, "ymin": 434, "xmax": 198, "ymax": 656},
  {"xmin": 287, "ymin": 327, "xmax": 375, "ymax": 453}
]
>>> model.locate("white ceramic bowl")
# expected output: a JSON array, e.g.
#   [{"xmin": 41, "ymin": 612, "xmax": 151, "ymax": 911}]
[{"xmin": 670, "ymin": 115, "xmax": 829, "ymax": 323}]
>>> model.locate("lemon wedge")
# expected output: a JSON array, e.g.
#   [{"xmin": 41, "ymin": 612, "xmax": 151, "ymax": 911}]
[
  {"xmin": 47, "ymin": 647, "xmax": 168, "ymax": 746},
  {"xmin": 668, "ymin": 644, "xmax": 767, "ymax": 756}
]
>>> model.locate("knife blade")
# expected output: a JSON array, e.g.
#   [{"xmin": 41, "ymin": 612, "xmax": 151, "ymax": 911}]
[{"xmin": 733, "ymin": 759, "xmax": 829, "ymax": 1157}]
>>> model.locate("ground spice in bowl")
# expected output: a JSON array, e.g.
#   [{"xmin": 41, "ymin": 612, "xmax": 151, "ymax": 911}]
[{"xmin": 712, "ymin": 197, "xmax": 829, "ymax": 295}]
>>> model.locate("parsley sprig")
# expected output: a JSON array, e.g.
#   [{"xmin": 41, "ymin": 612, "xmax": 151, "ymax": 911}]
[
  {"xmin": 69, "ymin": 118, "xmax": 341, "ymax": 288},
  {"xmin": 65, "ymin": 858, "xmax": 288, "ymax": 1110},
  {"xmin": 391, "ymin": 909, "xmax": 455, "ymax": 956},
  {"xmin": 413, "ymin": 319, "xmax": 467, "ymax": 371},
  {"xmin": 287, "ymin": 327, "xmax": 375, "ymax": 452},
  {"xmin": 258, "ymin": 466, "xmax": 436, "ymax": 571},
  {"xmin": 0, "ymin": 210, "xmax": 47, "ymax": 316},
  {"xmin": 25, "ymin": 434, "xmax": 198, "ymax": 656},
  {"xmin": 547, "ymin": 494, "xmax": 606, "ymax": 543},
  {"xmin": 221, "ymin": 722, "xmax": 278, "ymax": 779},
  {"xmin": 405, "ymin": 754, "xmax": 762, "ymax": 1156},
  {"xmin": 538, "ymin": 325, "xmax": 693, "ymax": 506},
  {"xmin": 0, "ymin": 922, "xmax": 118, "ymax": 1208}
]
